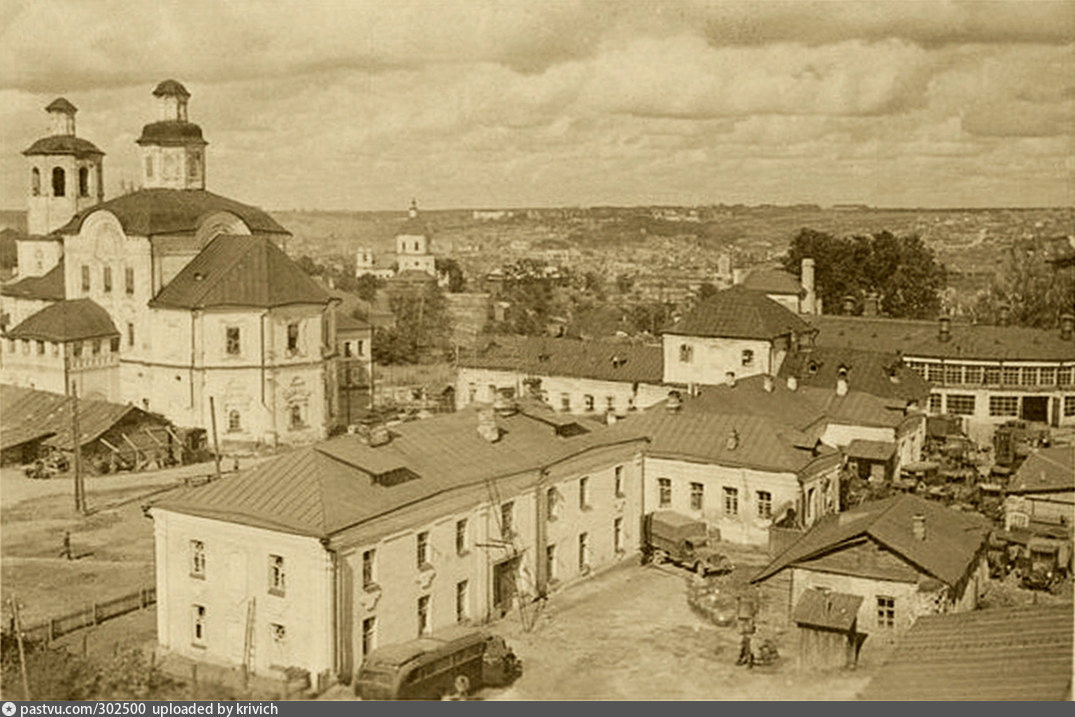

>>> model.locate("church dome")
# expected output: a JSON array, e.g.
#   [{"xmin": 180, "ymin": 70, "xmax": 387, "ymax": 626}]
[
  {"xmin": 153, "ymin": 79, "xmax": 190, "ymax": 98},
  {"xmin": 137, "ymin": 120, "xmax": 207, "ymax": 146}
]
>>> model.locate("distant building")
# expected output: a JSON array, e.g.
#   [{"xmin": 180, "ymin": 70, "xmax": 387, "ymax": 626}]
[
  {"xmin": 1003, "ymin": 445, "xmax": 1074, "ymax": 536},
  {"xmin": 736, "ymin": 258, "xmax": 820, "ymax": 315},
  {"xmin": 355, "ymin": 201, "xmax": 442, "ymax": 284}
]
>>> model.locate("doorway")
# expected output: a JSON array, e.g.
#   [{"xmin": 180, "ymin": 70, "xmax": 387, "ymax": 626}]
[
  {"xmin": 493, "ymin": 557, "xmax": 520, "ymax": 616},
  {"xmin": 1021, "ymin": 396, "xmax": 1048, "ymax": 423}
]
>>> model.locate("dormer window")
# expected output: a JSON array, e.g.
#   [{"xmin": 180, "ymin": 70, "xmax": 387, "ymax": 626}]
[
  {"xmin": 741, "ymin": 349, "xmax": 754, "ymax": 367},
  {"xmin": 679, "ymin": 344, "xmax": 693, "ymax": 364}
]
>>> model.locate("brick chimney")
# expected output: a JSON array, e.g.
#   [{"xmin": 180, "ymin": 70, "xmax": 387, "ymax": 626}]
[
  {"xmin": 762, "ymin": 374, "xmax": 774, "ymax": 392},
  {"xmin": 1061, "ymin": 313, "xmax": 1074, "ymax": 341},
  {"xmin": 786, "ymin": 375, "xmax": 798, "ymax": 391},
  {"xmin": 836, "ymin": 376, "xmax": 849, "ymax": 396},
  {"xmin": 725, "ymin": 371, "xmax": 736, "ymax": 387},
  {"xmin": 477, "ymin": 408, "xmax": 500, "ymax": 442},
  {"xmin": 938, "ymin": 315, "xmax": 951, "ymax": 343},
  {"xmin": 912, "ymin": 513, "xmax": 926, "ymax": 541},
  {"xmin": 666, "ymin": 390, "xmax": 682, "ymax": 412}
]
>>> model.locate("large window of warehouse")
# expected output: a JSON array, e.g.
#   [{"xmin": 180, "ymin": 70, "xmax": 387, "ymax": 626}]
[{"xmin": 946, "ymin": 394, "xmax": 975, "ymax": 416}]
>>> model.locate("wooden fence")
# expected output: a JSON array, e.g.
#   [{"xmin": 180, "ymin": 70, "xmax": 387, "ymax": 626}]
[{"xmin": 5, "ymin": 586, "xmax": 156, "ymax": 644}]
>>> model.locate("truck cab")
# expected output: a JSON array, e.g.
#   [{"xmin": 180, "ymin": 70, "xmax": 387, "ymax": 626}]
[{"xmin": 642, "ymin": 510, "xmax": 732, "ymax": 576}]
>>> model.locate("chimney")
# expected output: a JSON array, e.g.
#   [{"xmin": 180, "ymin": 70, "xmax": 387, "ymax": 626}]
[
  {"xmin": 912, "ymin": 514, "xmax": 926, "ymax": 541},
  {"xmin": 842, "ymin": 295, "xmax": 856, "ymax": 315},
  {"xmin": 938, "ymin": 315, "xmax": 951, "ymax": 343},
  {"xmin": 786, "ymin": 375, "xmax": 798, "ymax": 391},
  {"xmin": 836, "ymin": 376, "xmax": 849, "ymax": 396},
  {"xmin": 732, "ymin": 268, "xmax": 745, "ymax": 286},
  {"xmin": 493, "ymin": 390, "xmax": 517, "ymax": 416},
  {"xmin": 863, "ymin": 292, "xmax": 879, "ymax": 317},
  {"xmin": 725, "ymin": 371, "xmax": 736, "ymax": 388},
  {"xmin": 1061, "ymin": 313, "xmax": 1074, "ymax": 341},
  {"xmin": 725, "ymin": 428, "xmax": 740, "ymax": 451},
  {"xmin": 762, "ymin": 374, "xmax": 774, "ymax": 393},
  {"xmin": 477, "ymin": 408, "xmax": 500, "ymax": 443},
  {"xmin": 801, "ymin": 258, "xmax": 816, "ymax": 315},
  {"xmin": 605, "ymin": 410, "xmax": 617, "ymax": 426},
  {"xmin": 666, "ymin": 390, "xmax": 682, "ymax": 412}
]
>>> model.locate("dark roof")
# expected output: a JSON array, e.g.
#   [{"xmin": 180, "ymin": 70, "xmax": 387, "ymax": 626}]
[
  {"xmin": 153, "ymin": 79, "xmax": 190, "ymax": 98},
  {"xmin": 753, "ymin": 494, "xmax": 990, "ymax": 587},
  {"xmin": 741, "ymin": 268, "xmax": 803, "ymax": 295},
  {"xmin": 45, "ymin": 98, "xmax": 77, "ymax": 114},
  {"xmin": 151, "ymin": 405, "xmax": 648, "ymax": 542},
  {"xmin": 23, "ymin": 135, "xmax": 104, "ymax": 157},
  {"xmin": 1, "ymin": 260, "xmax": 65, "ymax": 301},
  {"xmin": 0, "ymin": 385, "xmax": 166, "ymax": 452},
  {"xmin": 665, "ymin": 286, "xmax": 813, "ymax": 340},
  {"xmin": 150, "ymin": 235, "xmax": 331, "ymax": 310},
  {"xmin": 858, "ymin": 603, "xmax": 1073, "ymax": 700},
  {"xmin": 792, "ymin": 589, "xmax": 863, "ymax": 631},
  {"xmin": 461, "ymin": 335, "xmax": 664, "ymax": 385},
  {"xmin": 5, "ymin": 299, "xmax": 117, "ymax": 342},
  {"xmin": 56, "ymin": 189, "xmax": 289, "ymax": 237},
  {"xmin": 778, "ymin": 347, "xmax": 930, "ymax": 403},
  {"xmin": 137, "ymin": 121, "xmax": 206, "ymax": 147},
  {"xmin": 845, "ymin": 439, "xmax": 896, "ymax": 462},
  {"xmin": 336, "ymin": 313, "xmax": 371, "ymax": 332},
  {"xmin": 1008, "ymin": 446, "xmax": 1075, "ymax": 494},
  {"xmin": 809, "ymin": 315, "xmax": 1075, "ymax": 362}
]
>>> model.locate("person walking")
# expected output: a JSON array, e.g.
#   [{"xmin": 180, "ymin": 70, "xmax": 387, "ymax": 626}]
[{"xmin": 60, "ymin": 530, "xmax": 72, "ymax": 560}]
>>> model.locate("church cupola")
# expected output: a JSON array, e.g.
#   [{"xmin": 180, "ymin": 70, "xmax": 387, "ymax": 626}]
[
  {"xmin": 137, "ymin": 80, "xmax": 207, "ymax": 190},
  {"xmin": 23, "ymin": 97, "xmax": 105, "ymax": 235}
]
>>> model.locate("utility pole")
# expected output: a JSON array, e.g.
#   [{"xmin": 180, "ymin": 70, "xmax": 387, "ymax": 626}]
[
  {"xmin": 70, "ymin": 385, "xmax": 85, "ymax": 514},
  {"xmin": 208, "ymin": 396, "xmax": 222, "ymax": 482},
  {"xmin": 10, "ymin": 595, "xmax": 31, "ymax": 699}
]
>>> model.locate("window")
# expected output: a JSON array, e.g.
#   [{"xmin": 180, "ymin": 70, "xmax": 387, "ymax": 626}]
[
  {"xmin": 613, "ymin": 517, "xmax": 624, "ymax": 553},
  {"xmin": 31, "ymin": 167, "xmax": 40, "ymax": 196},
  {"xmin": 287, "ymin": 322, "xmax": 299, "ymax": 353},
  {"xmin": 417, "ymin": 595, "xmax": 430, "ymax": 636},
  {"xmin": 109, "ymin": 337, "xmax": 120, "ymax": 353},
  {"xmin": 946, "ymin": 394, "xmax": 975, "ymax": 416},
  {"xmin": 606, "ymin": 395, "xmax": 615, "ymax": 411},
  {"xmin": 944, "ymin": 365, "xmax": 962, "ymax": 384},
  {"xmin": 614, "ymin": 466, "xmax": 625, "ymax": 497},
  {"xmin": 583, "ymin": 394, "xmax": 595, "ymax": 412},
  {"xmin": 1040, "ymin": 367, "xmax": 1056, "ymax": 386},
  {"xmin": 362, "ymin": 549, "xmax": 376, "ymax": 589},
  {"xmin": 928, "ymin": 393, "xmax": 942, "ymax": 413},
  {"xmin": 577, "ymin": 532, "xmax": 589, "ymax": 572},
  {"xmin": 723, "ymin": 487, "xmax": 739, "ymax": 515},
  {"xmin": 102, "ymin": 266, "xmax": 112, "ymax": 293},
  {"xmin": 560, "ymin": 393, "xmax": 571, "ymax": 412},
  {"xmin": 658, "ymin": 478, "xmax": 671, "ymax": 508},
  {"xmin": 679, "ymin": 344, "xmax": 693, "ymax": 363},
  {"xmin": 223, "ymin": 328, "xmax": 241, "ymax": 356},
  {"xmin": 984, "ymin": 366, "xmax": 1001, "ymax": 385},
  {"xmin": 289, "ymin": 404, "xmax": 303, "ymax": 429},
  {"xmin": 127, "ymin": 322, "xmax": 135, "ymax": 347},
  {"xmin": 455, "ymin": 519, "xmax": 468, "ymax": 555},
  {"xmin": 357, "ymin": 339, "xmax": 365, "ymax": 356},
  {"xmin": 361, "ymin": 617, "xmax": 376, "ymax": 656},
  {"xmin": 416, "ymin": 531, "xmax": 430, "ymax": 568},
  {"xmin": 1064, "ymin": 396, "xmax": 1075, "ymax": 417},
  {"xmin": 546, "ymin": 544, "xmax": 557, "ymax": 581},
  {"xmin": 343, "ymin": 342, "xmax": 352, "ymax": 357},
  {"xmin": 989, "ymin": 396, "xmax": 1019, "ymax": 417},
  {"xmin": 189, "ymin": 540, "xmax": 205, "ymax": 578},
  {"xmin": 36, "ymin": 340, "xmax": 44, "ymax": 355},
  {"xmin": 268, "ymin": 555, "xmax": 285, "ymax": 595},
  {"xmin": 21, "ymin": 339, "xmax": 28, "ymax": 355},
  {"xmin": 964, "ymin": 365, "xmax": 983, "ymax": 385},
  {"xmin": 1021, "ymin": 367, "xmax": 1039, "ymax": 386},
  {"xmin": 456, "ymin": 580, "xmax": 469, "ymax": 623},
  {"xmin": 1060, "ymin": 367, "xmax": 1073, "ymax": 386},
  {"xmin": 91, "ymin": 340, "xmax": 101, "ymax": 355},
  {"xmin": 81, "ymin": 265, "xmax": 90, "ymax": 292},
  {"xmin": 125, "ymin": 267, "xmax": 134, "ymax": 295},
  {"xmin": 907, "ymin": 361, "xmax": 925, "ymax": 378},
  {"xmin": 191, "ymin": 605, "xmax": 206, "ymax": 646},
  {"xmin": 188, "ymin": 151, "xmax": 201, "ymax": 179},
  {"xmin": 52, "ymin": 167, "xmax": 65, "ymax": 197},
  {"xmin": 78, "ymin": 166, "xmax": 89, "ymax": 197},
  {"xmin": 1002, "ymin": 366, "xmax": 1020, "ymax": 386},
  {"xmin": 741, "ymin": 349, "xmax": 754, "ymax": 367},
  {"xmin": 72, "ymin": 341, "xmax": 83, "ymax": 358},
  {"xmin": 756, "ymin": 491, "xmax": 772, "ymax": 519},
  {"xmin": 145, "ymin": 156, "xmax": 154, "ymax": 179},
  {"xmin": 579, "ymin": 477, "xmax": 590, "ymax": 509},
  {"xmin": 690, "ymin": 482, "xmax": 704, "ymax": 511},
  {"xmin": 546, "ymin": 487, "xmax": 557, "ymax": 521},
  {"xmin": 876, "ymin": 596, "xmax": 895, "ymax": 629},
  {"xmin": 500, "ymin": 502, "xmax": 514, "ymax": 538},
  {"xmin": 927, "ymin": 364, "xmax": 943, "ymax": 382},
  {"xmin": 270, "ymin": 623, "xmax": 286, "ymax": 644}
]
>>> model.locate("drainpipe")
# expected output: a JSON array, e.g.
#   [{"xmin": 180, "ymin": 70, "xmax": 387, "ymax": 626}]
[
  {"xmin": 535, "ymin": 468, "xmax": 549, "ymax": 595},
  {"xmin": 321, "ymin": 538, "xmax": 341, "ymax": 683}
]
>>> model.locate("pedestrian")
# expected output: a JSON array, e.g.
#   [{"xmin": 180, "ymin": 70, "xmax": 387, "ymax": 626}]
[{"xmin": 60, "ymin": 530, "xmax": 72, "ymax": 560}]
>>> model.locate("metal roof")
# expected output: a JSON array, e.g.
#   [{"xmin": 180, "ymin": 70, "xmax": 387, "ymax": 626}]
[
  {"xmin": 152, "ymin": 79, "xmax": 190, "ymax": 98},
  {"xmin": 0, "ymin": 260, "xmax": 66, "ymax": 301},
  {"xmin": 5, "ymin": 298, "xmax": 117, "ymax": 342},
  {"xmin": 741, "ymin": 268, "xmax": 803, "ymax": 296},
  {"xmin": 1008, "ymin": 446, "xmax": 1075, "ymax": 494},
  {"xmin": 778, "ymin": 346, "xmax": 930, "ymax": 403},
  {"xmin": 461, "ymin": 335, "xmax": 664, "ymax": 384},
  {"xmin": 137, "ymin": 121, "xmax": 206, "ymax": 147},
  {"xmin": 149, "ymin": 234, "xmax": 331, "ymax": 310},
  {"xmin": 792, "ymin": 588, "xmax": 863, "ymax": 631},
  {"xmin": 45, "ymin": 98, "xmax": 77, "ymax": 114},
  {"xmin": 23, "ymin": 135, "xmax": 104, "ymax": 157},
  {"xmin": 664, "ymin": 286, "xmax": 814, "ymax": 340},
  {"xmin": 753, "ymin": 493, "xmax": 991, "ymax": 587},
  {"xmin": 858, "ymin": 603, "xmax": 1073, "ymax": 700},
  {"xmin": 844, "ymin": 439, "xmax": 896, "ymax": 462}
]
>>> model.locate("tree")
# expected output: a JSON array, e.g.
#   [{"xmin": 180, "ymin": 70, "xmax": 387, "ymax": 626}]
[
  {"xmin": 435, "ymin": 258, "xmax": 466, "ymax": 293},
  {"xmin": 354, "ymin": 274, "xmax": 384, "ymax": 303},
  {"xmin": 295, "ymin": 255, "xmax": 320, "ymax": 276},
  {"xmin": 373, "ymin": 285, "xmax": 452, "ymax": 364},
  {"xmin": 696, "ymin": 282, "xmax": 720, "ymax": 302},
  {"xmin": 975, "ymin": 240, "xmax": 1075, "ymax": 328}
]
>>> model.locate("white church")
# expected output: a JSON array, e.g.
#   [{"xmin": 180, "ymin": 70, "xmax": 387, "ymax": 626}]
[{"xmin": 0, "ymin": 81, "xmax": 340, "ymax": 447}]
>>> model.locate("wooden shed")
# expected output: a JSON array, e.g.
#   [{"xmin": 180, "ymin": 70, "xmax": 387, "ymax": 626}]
[{"xmin": 792, "ymin": 588, "xmax": 864, "ymax": 670}]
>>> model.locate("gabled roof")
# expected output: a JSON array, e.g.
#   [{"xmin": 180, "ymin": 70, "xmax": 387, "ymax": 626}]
[
  {"xmin": 858, "ymin": 603, "xmax": 1073, "ymax": 701},
  {"xmin": 664, "ymin": 285, "xmax": 813, "ymax": 340},
  {"xmin": 5, "ymin": 298, "xmax": 117, "ymax": 342},
  {"xmin": 741, "ymin": 268, "xmax": 803, "ymax": 296},
  {"xmin": 844, "ymin": 439, "xmax": 896, "ymax": 462},
  {"xmin": 809, "ymin": 315, "xmax": 1075, "ymax": 362},
  {"xmin": 1, "ymin": 260, "xmax": 65, "ymax": 301},
  {"xmin": 336, "ymin": 313, "xmax": 371, "ymax": 332},
  {"xmin": 752, "ymin": 494, "xmax": 990, "ymax": 587},
  {"xmin": 23, "ymin": 135, "xmax": 104, "ymax": 157},
  {"xmin": 149, "ymin": 234, "xmax": 331, "ymax": 310},
  {"xmin": 56, "ymin": 189, "xmax": 288, "ymax": 237},
  {"xmin": 1008, "ymin": 446, "xmax": 1075, "ymax": 494},
  {"xmin": 792, "ymin": 589, "xmax": 862, "ymax": 631},
  {"xmin": 461, "ymin": 335, "xmax": 664, "ymax": 385},
  {"xmin": 151, "ymin": 405, "xmax": 648, "ymax": 540},
  {"xmin": 778, "ymin": 347, "xmax": 930, "ymax": 403}
]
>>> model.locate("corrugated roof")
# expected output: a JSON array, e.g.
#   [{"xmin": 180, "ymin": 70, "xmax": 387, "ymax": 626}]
[
  {"xmin": 151, "ymin": 405, "xmax": 648, "ymax": 540},
  {"xmin": 1, "ymin": 260, "xmax": 66, "ymax": 301},
  {"xmin": 56, "ymin": 189, "xmax": 288, "ymax": 237},
  {"xmin": 858, "ymin": 603, "xmax": 1073, "ymax": 700},
  {"xmin": 752, "ymin": 494, "xmax": 990, "ymax": 587},
  {"xmin": 810, "ymin": 315, "xmax": 1075, "ymax": 362},
  {"xmin": 778, "ymin": 347, "xmax": 930, "ymax": 403},
  {"xmin": 741, "ymin": 268, "xmax": 803, "ymax": 295},
  {"xmin": 0, "ymin": 385, "xmax": 165, "ymax": 451},
  {"xmin": 665, "ymin": 286, "xmax": 813, "ymax": 340},
  {"xmin": 461, "ymin": 335, "xmax": 664, "ymax": 384},
  {"xmin": 149, "ymin": 235, "xmax": 331, "ymax": 309},
  {"xmin": 5, "ymin": 299, "xmax": 117, "ymax": 341},
  {"xmin": 23, "ymin": 135, "xmax": 104, "ymax": 157},
  {"xmin": 1008, "ymin": 446, "xmax": 1075, "ymax": 494},
  {"xmin": 792, "ymin": 588, "xmax": 863, "ymax": 631}
]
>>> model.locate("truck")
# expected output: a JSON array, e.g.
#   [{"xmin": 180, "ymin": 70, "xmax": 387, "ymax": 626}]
[{"xmin": 642, "ymin": 510, "xmax": 733, "ymax": 576}]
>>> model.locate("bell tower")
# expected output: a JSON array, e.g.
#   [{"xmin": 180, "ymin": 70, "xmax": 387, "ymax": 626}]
[
  {"xmin": 23, "ymin": 98, "xmax": 105, "ymax": 236},
  {"xmin": 137, "ymin": 80, "xmax": 208, "ymax": 190},
  {"xmin": 395, "ymin": 199, "xmax": 436, "ymax": 275}
]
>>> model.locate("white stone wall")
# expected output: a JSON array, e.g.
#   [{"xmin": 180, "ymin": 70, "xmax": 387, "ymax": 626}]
[
  {"xmin": 662, "ymin": 335, "xmax": 774, "ymax": 386},
  {"xmin": 455, "ymin": 366, "xmax": 667, "ymax": 416},
  {"xmin": 26, "ymin": 154, "xmax": 102, "ymax": 235},
  {"xmin": 15, "ymin": 240, "xmax": 62, "ymax": 278},
  {"xmin": 1004, "ymin": 491, "xmax": 1075, "ymax": 531}
]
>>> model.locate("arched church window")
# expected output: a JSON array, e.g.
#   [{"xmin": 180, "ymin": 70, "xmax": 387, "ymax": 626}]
[
  {"xmin": 188, "ymin": 152, "xmax": 201, "ymax": 179},
  {"xmin": 78, "ymin": 167, "xmax": 89, "ymax": 197},
  {"xmin": 52, "ymin": 167, "xmax": 65, "ymax": 197},
  {"xmin": 31, "ymin": 168, "xmax": 40, "ymax": 196},
  {"xmin": 164, "ymin": 154, "xmax": 178, "ymax": 179},
  {"xmin": 145, "ymin": 156, "xmax": 154, "ymax": 179}
]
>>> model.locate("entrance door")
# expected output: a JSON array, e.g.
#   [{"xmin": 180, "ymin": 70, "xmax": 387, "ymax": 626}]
[
  {"xmin": 1021, "ymin": 396, "xmax": 1048, "ymax": 423},
  {"xmin": 493, "ymin": 557, "xmax": 520, "ymax": 616}
]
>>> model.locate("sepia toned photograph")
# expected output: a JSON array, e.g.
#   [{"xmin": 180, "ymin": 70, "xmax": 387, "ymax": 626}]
[{"xmin": 0, "ymin": 0, "xmax": 1072, "ymax": 704}]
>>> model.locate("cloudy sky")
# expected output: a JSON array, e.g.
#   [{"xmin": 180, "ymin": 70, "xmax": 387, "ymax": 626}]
[{"xmin": 2, "ymin": 0, "xmax": 1073, "ymax": 210}]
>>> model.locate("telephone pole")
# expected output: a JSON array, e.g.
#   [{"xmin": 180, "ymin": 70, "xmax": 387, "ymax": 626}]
[
  {"xmin": 70, "ymin": 385, "xmax": 85, "ymax": 514},
  {"xmin": 208, "ymin": 396, "xmax": 222, "ymax": 482}
]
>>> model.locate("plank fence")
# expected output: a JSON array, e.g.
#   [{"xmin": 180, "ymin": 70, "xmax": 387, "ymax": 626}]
[{"xmin": 5, "ymin": 586, "xmax": 156, "ymax": 644}]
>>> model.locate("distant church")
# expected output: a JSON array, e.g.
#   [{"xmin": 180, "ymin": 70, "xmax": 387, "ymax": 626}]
[
  {"xmin": 1, "ymin": 81, "xmax": 340, "ymax": 447},
  {"xmin": 355, "ymin": 200, "xmax": 445, "ymax": 287}
]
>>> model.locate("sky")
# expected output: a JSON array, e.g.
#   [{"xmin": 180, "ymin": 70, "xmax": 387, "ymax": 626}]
[{"xmin": 1, "ymin": 0, "xmax": 1073, "ymax": 211}]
